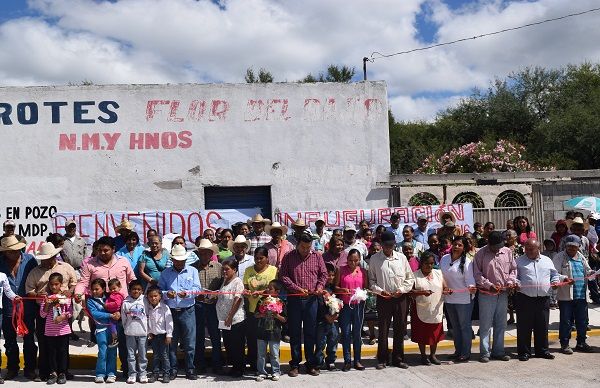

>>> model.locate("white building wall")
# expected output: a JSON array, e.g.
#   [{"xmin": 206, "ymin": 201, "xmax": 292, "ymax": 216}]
[{"xmin": 0, "ymin": 82, "xmax": 390, "ymax": 248}]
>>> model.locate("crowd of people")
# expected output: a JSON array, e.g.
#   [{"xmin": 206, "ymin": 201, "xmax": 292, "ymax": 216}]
[{"xmin": 0, "ymin": 210, "xmax": 598, "ymax": 384}]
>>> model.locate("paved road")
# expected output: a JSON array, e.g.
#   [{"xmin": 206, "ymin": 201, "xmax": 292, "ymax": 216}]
[{"xmin": 6, "ymin": 336, "xmax": 600, "ymax": 388}]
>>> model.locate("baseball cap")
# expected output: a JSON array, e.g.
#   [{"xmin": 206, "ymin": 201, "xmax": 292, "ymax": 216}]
[
  {"xmin": 381, "ymin": 231, "xmax": 396, "ymax": 245},
  {"xmin": 344, "ymin": 223, "xmax": 357, "ymax": 232},
  {"xmin": 65, "ymin": 219, "xmax": 77, "ymax": 227},
  {"xmin": 564, "ymin": 235, "xmax": 581, "ymax": 247},
  {"xmin": 3, "ymin": 219, "xmax": 15, "ymax": 227},
  {"xmin": 417, "ymin": 215, "xmax": 428, "ymax": 221}
]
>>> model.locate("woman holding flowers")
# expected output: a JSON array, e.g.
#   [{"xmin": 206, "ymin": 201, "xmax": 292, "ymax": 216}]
[
  {"xmin": 243, "ymin": 247, "xmax": 278, "ymax": 373},
  {"xmin": 335, "ymin": 249, "xmax": 368, "ymax": 371}
]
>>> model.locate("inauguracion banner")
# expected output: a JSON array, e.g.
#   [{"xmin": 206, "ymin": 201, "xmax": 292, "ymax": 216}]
[
  {"xmin": 54, "ymin": 208, "xmax": 258, "ymax": 245},
  {"xmin": 275, "ymin": 204, "xmax": 474, "ymax": 234}
]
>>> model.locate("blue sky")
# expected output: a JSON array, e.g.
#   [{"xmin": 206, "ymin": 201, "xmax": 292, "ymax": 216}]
[{"xmin": 0, "ymin": 0, "xmax": 598, "ymax": 121}]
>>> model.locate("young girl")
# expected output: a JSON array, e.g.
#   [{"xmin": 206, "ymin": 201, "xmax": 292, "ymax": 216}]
[
  {"xmin": 87, "ymin": 278, "xmax": 118, "ymax": 383},
  {"xmin": 255, "ymin": 280, "xmax": 287, "ymax": 382},
  {"xmin": 216, "ymin": 259, "xmax": 245, "ymax": 377},
  {"xmin": 40, "ymin": 273, "xmax": 72, "ymax": 385},
  {"xmin": 335, "ymin": 249, "xmax": 368, "ymax": 371},
  {"xmin": 105, "ymin": 279, "xmax": 124, "ymax": 348},
  {"xmin": 0, "ymin": 272, "xmax": 20, "ymax": 384},
  {"xmin": 145, "ymin": 285, "xmax": 173, "ymax": 383},
  {"xmin": 121, "ymin": 280, "xmax": 148, "ymax": 384}
]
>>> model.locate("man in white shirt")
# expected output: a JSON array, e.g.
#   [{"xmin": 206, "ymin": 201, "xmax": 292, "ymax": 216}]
[
  {"xmin": 343, "ymin": 223, "xmax": 368, "ymax": 258},
  {"xmin": 368, "ymin": 231, "xmax": 415, "ymax": 370},
  {"xmin": 62, "ymin": 220, "xmax": 87, "ymax": 270}
]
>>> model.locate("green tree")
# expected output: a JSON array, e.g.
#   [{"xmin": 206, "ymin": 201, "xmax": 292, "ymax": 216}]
[
  {"xmin": 300, "ymin": 65, "xmax": 355, "ymax": 83},
  {"xmin": 245, "ymin": 67, "xmax": 274, "ymax": 83}
]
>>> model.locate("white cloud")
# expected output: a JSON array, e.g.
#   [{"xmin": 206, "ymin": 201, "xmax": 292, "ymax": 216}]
[{"xmin": 0, "ymin": 0, "xmax": 598, "ymax": 121}]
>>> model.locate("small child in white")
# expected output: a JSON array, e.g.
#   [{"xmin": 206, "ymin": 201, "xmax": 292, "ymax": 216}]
[
  {"xmin": 145, "ymin": 285, "xmax": 173, "ymax": 383},
  {"xmin": 121, "ymin": 280, "xmax": 148, "ymax": 384},
  {"xmin": 0, "ymin": 272, "xmax": 21, "ymax": 384}
]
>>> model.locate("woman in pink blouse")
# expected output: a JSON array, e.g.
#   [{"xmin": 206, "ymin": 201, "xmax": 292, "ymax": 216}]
[
  {"xmin": 513, "ymin": 216, "xmax": 537, "ymax": 245},
  {"xmin": 335, "ymin": 249, "xmax": 368, "ymax": 371}
]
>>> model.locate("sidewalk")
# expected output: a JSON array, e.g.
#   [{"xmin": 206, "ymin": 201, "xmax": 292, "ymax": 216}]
[{"xmin": 3, "ymin": 303, "xmax": 600, "ymax": 369}]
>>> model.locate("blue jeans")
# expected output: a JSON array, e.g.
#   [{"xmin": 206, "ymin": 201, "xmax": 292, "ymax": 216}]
[
  {"xmin": 194, "ymin": 303, "xmax": 222, "ymax": 369},
  {"xmin": 478, "ymin": 292, "xmax": 508, "ymax": 358},
  {"xmin": 339, "ymin": 302, "xmax": 364, "ymax": 364},
  {"xmin": 559, "ymin": 299, "xmax": 588, "ymax": 346},
  {"xmin": 288, "ymin": 296, "xmax": 318, "ymax": 368},
  {"xmin": 169, "ymin": 306, "xmax": 196, "ymax": 374},
  {"xmin": 126, "ymin": 336, "xmax": 148, "ymax": 378},
  {"xmin": 1, "ymin": 302, "xmax": 37, "ymax": 373},
  {"xmin": 257, "ymin": 340, "xmax": 280, "ymax": 376},
  {"xmin": 150, "ymin": 334, "xmax": 170, "ymax": 375},
  {"xmin": 445, "ymin": 302, "xmax": 474, "ymax": 358},
  {"xmin": 315, "ymin": 321, "xmax": 338, "ymax": 366},
  {"xmin": 96, "ymin": 329, "xmax": 117, "ymax": 378}
]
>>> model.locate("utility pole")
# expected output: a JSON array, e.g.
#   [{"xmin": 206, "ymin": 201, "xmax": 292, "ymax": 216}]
[{"xmin": 362, "ymin": 57, "xmax": 368, "ymax": 81}]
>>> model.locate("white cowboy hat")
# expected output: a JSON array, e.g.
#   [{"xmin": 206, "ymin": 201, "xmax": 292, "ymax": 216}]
[
  {"xmin": 196, "ymin": 238, "xmax": 218, "ymax": 254},
  {"xmin": 291, "ymin": 218, "xmax": 307, "ymax": 228},
  {"xmin": 170, "ymin": 244, "xmax": 188, "ymax": 260},
  {"xmin": 115, "ymin": 219, "xmax": 134, "ymax": 232},
  {"xmin": 265, "ymin": 221, "xmax": 288, "ymax": 236},
  {"xmin": 247, "ymin": 214, "xmax": 271, "ymax": 225},
  {"xmin": 0, "ymin": 235, "xmax": 26, "ymax": 251},
  {"xmin": 227, "ymin": 235, "xmax": 250, "ymax": 251},
  {"xmin": 36, "ymin": 242, "xmax": 63, "ymax": 260}
]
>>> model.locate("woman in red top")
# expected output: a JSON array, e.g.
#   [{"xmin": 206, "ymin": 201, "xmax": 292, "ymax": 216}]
[
  {"xmin": 513, "ymin": 216, "xmax": 537, "ymax": 245},
  {"xmin": 335, "ymin": 249, "xmax": 368, "ymax": 371},
  {"xmin": 551, "ymin": 220, "xmax": 569, "ymax": 251}
]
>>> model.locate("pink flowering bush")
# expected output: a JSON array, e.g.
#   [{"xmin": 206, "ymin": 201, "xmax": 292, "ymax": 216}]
[{"xmin": 414, "ymin": 140, "xmax": 552, "ymax": 174}]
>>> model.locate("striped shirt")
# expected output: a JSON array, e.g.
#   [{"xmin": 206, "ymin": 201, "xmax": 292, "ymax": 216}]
[
  {"xmin": 40, "ymin": 299, "xmax": 73, "ymax": 336},
  {"xmin": 570, "ymin": 258, "xmax": 585, "ymax": 300}
]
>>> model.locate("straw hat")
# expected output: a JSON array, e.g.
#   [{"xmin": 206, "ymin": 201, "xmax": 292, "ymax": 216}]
[
  {"xmin": 265, "ymin": 221, "xmax": 288, "ymax": 235},
  {"xmin": 438, "ymin": 211, "xmax": 456, "ymax": 224},
  {"xmin": 0, "ymin": 235, "xmax": 26, "ymax": 251},
  {"xmin": 36, "ymin": 242, "xmax": 63, "ymax": 260},
  {"xmin": 248, "ymin": 214, "xmax": 271, "ymax": 225},
  {"xmin": 196, "ymin": 238, "xmax": 218, "ymax": 254},
  {"xmin": 227, "ymin": 235, "xmax": 250, "ymax": 251},
  {"xmin": 170, "ymin": 244, "xmax": 188, "ymax": 260},
  {"xmin": 292, "ymin": 218, "xmax": 307, "ymax": 228},
  {"xmin": 115, "ymin": 219, "xmax": 134, "ymax": 232}
]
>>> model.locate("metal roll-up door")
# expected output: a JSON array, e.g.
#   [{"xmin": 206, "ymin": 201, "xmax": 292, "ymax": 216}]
[{"xmin": 204, "ymin": 186, "xmax": 272, "ymax": 217}]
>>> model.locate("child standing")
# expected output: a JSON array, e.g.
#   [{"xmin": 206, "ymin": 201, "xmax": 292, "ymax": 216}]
[
  {"xmin": 87, "ymin": 278, "xmax": 118, "ymax": 383},
  {"xmin": 315, "ymin": 263, "xmax": 340, "ymax": 371},
  {"xmin": 40, "ymin": 273, "xmax": 72, "ymax": 385},
  {"xmin": 255, "ymin": 280, "xmax": 286, "ymax": 382},
  {"xmin": 0, "ymin": 272, "xmax": 20, "ymax": 384},
  {"xmin": 121, "ymin": 280, "xmax": 148, "ymax": 384},
  {"xmin": 105, "ymin": 279, "xmax": 125, "ymax": 348},
  {"xmin": 145, "ymin": 285, "xmax": 173, "ymax": 383}
]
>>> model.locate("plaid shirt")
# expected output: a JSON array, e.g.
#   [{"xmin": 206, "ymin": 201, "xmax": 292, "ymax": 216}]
[
  {"xmin": 247, "ymin": 231, "xmax": 272, "ymax": 253},
  {"xmin": 279, "ymin": 249, "xmax": 328, "ymax": 293}
]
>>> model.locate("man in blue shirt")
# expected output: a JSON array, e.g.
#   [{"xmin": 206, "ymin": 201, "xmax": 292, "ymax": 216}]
[
  {"xmin": 159, "ymin": 245, "xmax": 201, "ymax": 381},
  {"xmin": 0, "ymin": 235, "xmax": 39, "ymax": 381},
  {"xmin": 413, "ymin": 215, "xmax": 435, "ymax": 250},
  {"xmin": 515, "ymin": 238, "xmax": 560, "ymax": 361},
  {"xmin": 385, "ymin": 213, "xmax": 402, "ymax": 245}
]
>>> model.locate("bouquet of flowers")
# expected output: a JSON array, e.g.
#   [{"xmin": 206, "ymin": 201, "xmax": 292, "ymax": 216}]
[
  {"xmin": 47, "ymin": 294, "xmax": 68, "ymax": 320},
  {"xmin": 325, "ymin": 294, "xmax": 344, "ymax": 315},
  {"xmin": 349, "ymin": 288, "xmax": 368, "ymax": 304},
  {"xmin": 258, "ymin": 295, "xmax": 283, "ymax": 315},
  {"xmin": 258, "ymin": 295, "xmax": 284, "ymax": 331}
]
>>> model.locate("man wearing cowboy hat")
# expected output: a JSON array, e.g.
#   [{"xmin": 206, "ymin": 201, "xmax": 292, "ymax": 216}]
[
  {"xmin": 0, "ymin": 235, "xmax": 39, "ymax": 381},
  {"xmin": 473, "ymin": 231, "xmax": 518, "ymax": 363},
  {"xmin": 559, "ymin": 217, "xmax": 590, "ymax": 257},
  {"xmin": 191, "ymin": 239, "xmax": 224, "ymax": 375},
  {"xmin": 343, "ymin": 223, "xmax": 368, "ymax": 259},
  {"xmin": 288, "ymin": 218, "xmax": 309, "ymax": 248},
  {"xmin": 226, "ymin": 235, "xmax": 254, "ymax": 279},
  {"xmin": 313, "ymin": 217, "xmax": 331, "ymax": 252},
  {"xmin": 263, "ymin": 222, "xmax": 294, "ymax": 267},
  {"xmin": 61, "ymin": 219, "xmax": 87, "ymax": 271},
  {"xmin": 25, "ymin": 242, "xmax": 78, "ymax": 381},
  {"xmin": 74, "ymin": 236, "xmax": 136, "ymax": 379},
  {"xmin": 114, "ymin": 219, "xmax": 135, "ymax": 251},
  {"xmin": 246, "ymin": 214, "xmax": 272, "ymax": 254},
  {"xmin": 2, "ymin": 219, "xmax": 26, "ymax": 245},
  {"xmin": 159, "ymin": 245, "xmax": 201, "ymax": 380}
]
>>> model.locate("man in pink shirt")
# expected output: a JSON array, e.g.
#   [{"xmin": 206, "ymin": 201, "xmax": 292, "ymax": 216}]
[
  {"xmin": 74, "ymin": 236, "xmax": 136, "ymax": 380},
  {"xmin": 473, "ymin": 231, "xmax": 517, "ymax": 363}
]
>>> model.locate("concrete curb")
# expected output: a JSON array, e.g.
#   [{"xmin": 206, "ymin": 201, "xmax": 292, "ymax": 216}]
[{"xmin": 3, "ymin": 330, "xmax": 600, "ymax": 370}]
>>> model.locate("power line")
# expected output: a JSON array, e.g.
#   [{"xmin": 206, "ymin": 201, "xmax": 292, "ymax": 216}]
[{"xmin": 365, "ymin": 6, "xmax": 600, "ymax": 64}]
